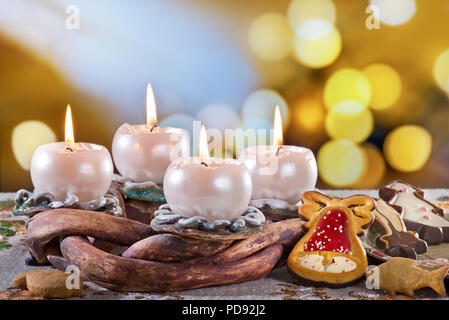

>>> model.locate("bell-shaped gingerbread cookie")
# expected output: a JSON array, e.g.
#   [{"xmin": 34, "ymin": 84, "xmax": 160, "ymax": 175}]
[{"xmin": 288, "ymin": 204, "xmax": 373, "ymax": 287}]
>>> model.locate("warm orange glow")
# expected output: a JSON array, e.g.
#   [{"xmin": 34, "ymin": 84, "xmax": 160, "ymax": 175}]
[
  {"xmin": 199, "ymin": 125, "xmax": 210, "ymax": 161},
  {"xmin": 273, "ymin": 105, "xmax": 283, "ymax": 146},
  {"xmin": 65, "ymin": 104, "xmax": 75, "ymax": 145},
  {"xmin": 146, "ymin": 83, "xmax": 158, "ymax": 127}
]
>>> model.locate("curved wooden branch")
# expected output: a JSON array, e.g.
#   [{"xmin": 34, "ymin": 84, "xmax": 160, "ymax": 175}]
[
  {"xmin": 25, "ymin": 209, "xmax": 153, "ymax": 263},
  {"xmin": 122, "ymin": 234, "xmax": 232, "ymax": 262},
  {"xmin": 60, "ymin": 236, "xmax": 283, "ymax": 292},
  {"xmin": 189, "ymin": 218, "xmax": 302, "ymax": 265}
]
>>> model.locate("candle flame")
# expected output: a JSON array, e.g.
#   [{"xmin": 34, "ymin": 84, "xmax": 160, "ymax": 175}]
[
  {"xmin": 146, "ymin": 83, "xmax": 158, "ymax": 127},
  {"xmin": 199, "ymin": 125, "xmax": 210, "ymax": 161},
  {"xmin": 65, "ymin": 104, "xmax": 75, "ymax": 145},
  {"xmin": 273, "ymin": 105, "xmax": 283, "ymax": 146}
]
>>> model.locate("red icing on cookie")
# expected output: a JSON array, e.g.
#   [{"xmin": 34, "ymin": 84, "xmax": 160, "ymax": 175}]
[{"xmin": 304, "ymin": 209, "xmax": 350, "ymax": 254}]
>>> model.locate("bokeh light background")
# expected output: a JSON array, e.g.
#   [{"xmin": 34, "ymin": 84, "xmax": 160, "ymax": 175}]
[{"xmin": 1, "ymin": 0, "xmax": 449, "ymax": 191}]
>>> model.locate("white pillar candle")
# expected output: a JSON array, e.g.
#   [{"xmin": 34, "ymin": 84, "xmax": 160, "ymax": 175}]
[
  {"xmin": 163, "ymin": 126, "xmax": 252, "ymax": 222},
  {"xmin": 112, "ymin": 84, "xmax": 190, "ymax": 183},
  {"xmin": 238, "ymin": 106, "xmax": 318, "ymax": 205},
  {"xmin": 30, "ymin": 105, "xmax": 113, "ymax": 202}
]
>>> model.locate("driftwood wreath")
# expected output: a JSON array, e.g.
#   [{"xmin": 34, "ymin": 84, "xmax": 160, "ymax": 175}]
[{"xmin": 24, "ymin": 207, "xmax": 303, "ymax": 292}]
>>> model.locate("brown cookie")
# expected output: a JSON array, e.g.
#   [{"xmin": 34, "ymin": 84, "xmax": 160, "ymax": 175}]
[
  {"xmin": 379, "ymin": 181, "xmax": 449, "ymax": 245},
  {"xmin": 12, "ymin": 272, "xmax": 28, "ymax": 290},
  {"xmin": 372, "ymin": 199, "xmax": 427, "ymax": 259},
  {"xmin": 366, "ymin": 257, "xmax": 449, "ymax": 297},
  {"xmin": 299, "ymin": 191, "xmax": 375, "ymax": 235},
  {"xmin": 13, "ymin": 269, "xmax": 84, "ymax": 299}
]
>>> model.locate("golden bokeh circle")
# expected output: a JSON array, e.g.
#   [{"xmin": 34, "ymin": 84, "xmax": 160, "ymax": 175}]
[
  {"xmin": 363, "ymin": 63, "xmax": 402, "ymax": 110},
  {"xmin": 12, "ymin": 120, "xmax": 57, "ymax": 171},
  {"xmin": 317, "ymin": 139, "xmax": 365, "ymax": 187},
  {"xmin": 324, "ymin": 68, "xmax": 371, "ymax": 110},
  {"xmin": 248, "ymin": 13, "xmax": 294, "ymax": 61},
  {"xmin": 325, "ymin": 101, "xmax": 374, "ymax": 143},
  {"xmin": 287, "ymin": 0, "xmax": 336, "ymax": 33},
  {"xmin": 383, "ymin": 125, "xmax": 432, "ymax": 172},
  {"xmin": 351, "ymin": 143, "xmax": 386, "ymax": 189},
  {"xmin": 293, "ymin": 21, "xmax": 342, "ymax": 69},
  {"xmin": 433, "ymin": 48, "xmax": 449, "ymax": 93}
]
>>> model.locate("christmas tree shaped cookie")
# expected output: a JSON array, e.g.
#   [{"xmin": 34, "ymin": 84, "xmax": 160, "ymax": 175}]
[
  {"xmin": 380, "ymin": 181, "xmax": 449, "ymax": 245},
  {"xmin": 288, "ymin": 192, "xmax": 374, "ymax": 287}
]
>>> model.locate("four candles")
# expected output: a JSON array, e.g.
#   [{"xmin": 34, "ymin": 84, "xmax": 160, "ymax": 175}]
[{"xmin": 29, "ymin": 85, "xmax": 317, "ymax": 220}]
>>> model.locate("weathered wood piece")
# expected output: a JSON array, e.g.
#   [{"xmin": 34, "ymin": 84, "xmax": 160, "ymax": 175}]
[
  {"xmin": 188, "ymin": 218, "xmax": 302, "ymax": 265},
  {"xmin": 122, "ymin": 234, "xmax": 232, "ymax": 262},
  {"xmin": 25, "ymin": 209, "xmax": 153, "ymax": 263},
  {"xmin": 60, "ymin": 236, "xmax": 283, "ymax": 292}
]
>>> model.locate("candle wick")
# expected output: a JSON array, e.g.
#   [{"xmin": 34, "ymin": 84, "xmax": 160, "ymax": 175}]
[
  {"xmin": 201, "ymin": 161, "xmax": 208, "ymax": 167},
  {"xmin": 150, "ymin": 125, "xmax": 158, "ymax": 132},
  {"xmin": 275, "ymin": 146, "xmax": 283, "ymax": 157},
  {"xmin": 66, "ymin": 146, "xmax": 74, "ymax": 152}
]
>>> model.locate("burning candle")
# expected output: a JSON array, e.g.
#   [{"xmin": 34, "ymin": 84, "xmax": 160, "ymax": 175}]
[
  {"xmin": 30, "ymin": 105, "xmax": 114, "ymax": 202},
  {"xmin": 112, "ymin": 84, "xmax": 190, "ymax": 183},
  {"xmin": 238, "ymin": 106, "xmax": 318, "ymax": 205},
  {"xmin": 163, "ymin": 126, "xmax": 253, "ymax": 222}
]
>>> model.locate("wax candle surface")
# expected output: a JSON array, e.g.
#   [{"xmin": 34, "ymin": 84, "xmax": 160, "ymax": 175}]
[
  {"xmin": 31, "ymin": 142, "xmax": 114, "ymax": 202},
  {"xmin": 238, "ymin": 145, "xmax": 317, "ymax": 205},
  {"xmin": 112, "ymin": 123, "xmax": 190, "ymax": 183},
  {"xmin": 163, "ymin": 157, "xmax": 253, "ymax": 222}
]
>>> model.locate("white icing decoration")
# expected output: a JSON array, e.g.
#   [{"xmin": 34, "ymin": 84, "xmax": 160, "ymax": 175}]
[{"xmin": 297, "ymin": 254, "xmax": 357, "ymax": 273}]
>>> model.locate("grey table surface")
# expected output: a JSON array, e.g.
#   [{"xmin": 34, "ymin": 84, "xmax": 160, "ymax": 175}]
[{"xmin": 1, "ymin": 189, "xmax": 449, "ymax": 300}]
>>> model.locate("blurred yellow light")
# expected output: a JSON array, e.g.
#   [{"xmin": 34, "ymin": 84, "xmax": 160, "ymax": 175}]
[
  {"xmin": 363, "ymin": 63, "xmax": 402, "ymax": 110},
  {"xmin": 242, "ymin": 89, "xmax": 289, "ymax": 128},
  {"xmin": 325, "ymin": 101, "xmax": 374, "ymax": 143},
  {"xmin": 293, "ymin": 20, "xmax": 341, "ymax": 69},
  {"xmin": 287, "ymin": 0, "xmax": 336, "ymax": 34},
  {"xmin": 248, "ymin": 13, "xmax": 294, "ymax": 61},
  {"xmin": 12, "ymin": 120, "xmax": 57, "ymax": 170},
  {"xmin": 351, "ymin": 144, "xmax": 386, "ymax": 189},
  {"xmin": 433, "ymin": 48, "xmax": 449, "ymax": 93},
  {"xmin": 369, "ymin": 0, "xmax": 416, "ymax": 26},
  {"xmin": 384, "ymin": 125, "xmax": 432, "ymax": 172},
  {"xmin": 318, "ymin": 139, "xmax": 365, "ymax": 187},
  {"xmin": 293, "ymin": 98, "xmax": 325, "ymax": 132},
  {"xmin": 324, "ymin": 68, "xmax": 371, "ymax": 110}
]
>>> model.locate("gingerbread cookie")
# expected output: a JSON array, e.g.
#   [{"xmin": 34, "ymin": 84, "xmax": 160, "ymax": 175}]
[
  {"xmin": 287, "ymin": 192, "xmax": 375, "ymax": 287},
  {"xmin": 299, "ymin": 191, "xmax": 375, "ymax": 235},
  {"xmin": 379, "ymin": 181, "xmax": 449, "ymax": 245},
  {"xmin": 372, "ymin": 199, "xmax": 427, "ymax": 259},
  {"xmin": 366, "ymin": 257, "xmax": 449, "ymax": 297},
  {"xmin": 13, "ymin": 269, "xmax": 84, "ymax": 299}
]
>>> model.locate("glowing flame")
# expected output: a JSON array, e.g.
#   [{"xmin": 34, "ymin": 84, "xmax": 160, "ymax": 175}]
[
  {"xmin": 199, "ymin": 125, "xmax": 210, "ymax": 161},
  {"xmin": 146, "ymin": 83, "xmax": 158, "ymax": 127},
  {"xmin": 65, "ymin": 104, "xmax": 75, "ymax": 145},
  {"xmin": 273, "ymin": 105, "xmax": 283, "ymax": 146}
]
